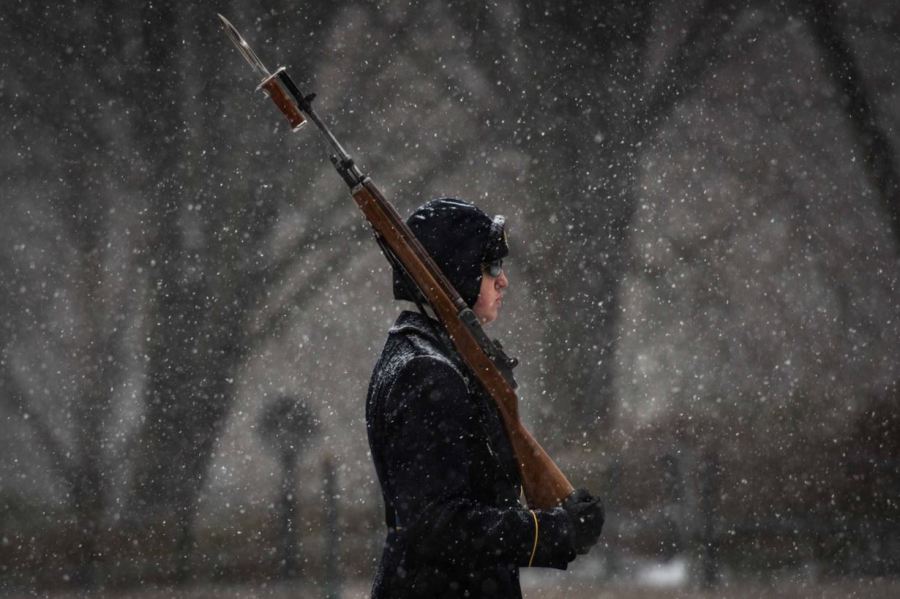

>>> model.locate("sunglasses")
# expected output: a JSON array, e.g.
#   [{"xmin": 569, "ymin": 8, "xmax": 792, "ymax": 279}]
[{"xmin": 483, "ymin": 258, "xmax": 504, "ymax": 278}]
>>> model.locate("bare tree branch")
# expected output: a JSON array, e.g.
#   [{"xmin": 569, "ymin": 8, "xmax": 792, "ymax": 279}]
[
  {"xmin": 243, "ymin": 230, "xmax": 370, "ymax": 351},
  {"xmin": 636, "ymin": 1, "xmax": 757, "ymax": 141},
  {"xmin": 0, "ymin": 357, "xmax": 76, "ymax": 491},
  {"xmin": 799, "ymin": 0, "xmax": 900, "ymax": 251}
]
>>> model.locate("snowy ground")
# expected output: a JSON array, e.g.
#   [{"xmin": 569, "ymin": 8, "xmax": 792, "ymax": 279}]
[
  {"xmin": 23, "ymin": 578, "xmax": 900, "ymax": 599},
  {"xmin": 8, "ymin": 554, "xmax": 898, "ymax": 598}
]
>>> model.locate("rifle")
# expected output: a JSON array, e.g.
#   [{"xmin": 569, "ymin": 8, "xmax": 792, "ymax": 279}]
[{"xmin": 218, "ymin": 14, "xmax": 574, "ymax": 509}]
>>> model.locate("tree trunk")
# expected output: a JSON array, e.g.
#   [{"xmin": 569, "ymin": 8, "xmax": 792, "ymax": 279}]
[
  {"xmin": 801, "ymin": 0, "xmax": 900, "ymax": 251},
  {"xmin": 518, "ymin": 0, "xmax": 746, "ymax": 448},
  {"xmin": 514, "ymin": 2, "xmax": 654, "ymax": 446}
]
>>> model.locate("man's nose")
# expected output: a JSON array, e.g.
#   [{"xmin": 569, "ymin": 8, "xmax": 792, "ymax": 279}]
[{"xmin": 496, "ymin": 271, "xmax": 509, "ymax": 289}]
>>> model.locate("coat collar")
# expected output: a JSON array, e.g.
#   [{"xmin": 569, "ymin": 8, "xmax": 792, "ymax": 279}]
[
  {"xmin": 390, "ymin": 310, "xmax": 477, "ymax": 381},
  {"xmin": 388, "ymin": 309, "xmax": 445, "ymax": 345}
]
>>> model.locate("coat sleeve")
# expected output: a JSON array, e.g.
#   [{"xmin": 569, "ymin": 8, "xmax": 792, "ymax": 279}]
[{"xmin": 382, "ymin": 356, "xmax": 576, "ymax": 570}]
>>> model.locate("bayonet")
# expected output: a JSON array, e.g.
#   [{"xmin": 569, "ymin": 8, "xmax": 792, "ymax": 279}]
[
  {"xmin": 217, "ymin": 14, "xmax": 271, "ymax": 79},
  {"xmin": 217, "ymin": 13, "xmax": 307, "ymax": 131},
  {"xmin": 217, "ymin": 13, "xmax": 365, "ymax": 186}
]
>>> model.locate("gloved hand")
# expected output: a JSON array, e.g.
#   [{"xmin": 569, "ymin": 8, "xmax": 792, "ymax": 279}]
[{"xmin": 562, "ymin": 488, "xmax": 605, "ymax": 555}]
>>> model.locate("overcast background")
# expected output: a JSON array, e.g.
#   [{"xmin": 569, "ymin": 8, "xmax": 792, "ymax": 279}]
[{"xmin": 1, "ymin": 0, "xmax": 898, "ymax": 597}]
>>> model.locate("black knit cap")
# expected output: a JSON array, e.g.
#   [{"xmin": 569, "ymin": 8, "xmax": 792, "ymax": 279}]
[{"xmin": 393, "ymin": 198, "xmax": 509, "ymax": 307}]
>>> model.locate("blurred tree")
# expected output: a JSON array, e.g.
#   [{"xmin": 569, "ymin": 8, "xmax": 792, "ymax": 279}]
[
  {"xmin": 799, "ymin": 0, "xmax": 900, "ymax": 251},
  {"xmin": 0, "ymin": 0, "xmax": 144, "ymax": 587},
  {"xmin": 321, "ymin": 454, "xmax": 340, "ymax": 599},
  {"xmin": 0, "ymin": 0, "xmax": 355, "ymax": 585},
  {"xmin": 124, "ymin": 1, "xmax": 356, "ymax": 579},
  {"xmin": 612, "ymin": 0, "xmax": 900, "ymax": 575},
  {"xmin": 258, "ymin": 396, "xmax": 319, "ymax": 579}
]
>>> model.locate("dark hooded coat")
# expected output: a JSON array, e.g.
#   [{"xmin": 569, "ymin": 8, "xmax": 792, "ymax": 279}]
[{"xmin": 366, "ymin": 311, "xmax": 576, "ymax": 598}]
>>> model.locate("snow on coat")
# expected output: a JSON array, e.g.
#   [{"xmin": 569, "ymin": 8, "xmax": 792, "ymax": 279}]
[{"xmin": 366, "ymin": 310, "xmax": 575, "ymax": 598}]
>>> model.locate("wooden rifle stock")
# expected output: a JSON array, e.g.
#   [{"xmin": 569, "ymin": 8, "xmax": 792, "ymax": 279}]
[
  {"xmin": 352, "ymin": 180, "xmax": 573, "ymax": 508},
  {"xmin": 218, "ymin": 15, "xmax": 574, "ymax": 508}
]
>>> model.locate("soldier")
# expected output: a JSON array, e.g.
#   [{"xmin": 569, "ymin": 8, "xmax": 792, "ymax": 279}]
[{"xmin": 366, "ymin": 198, "xmax": 604, "ymax": 598}]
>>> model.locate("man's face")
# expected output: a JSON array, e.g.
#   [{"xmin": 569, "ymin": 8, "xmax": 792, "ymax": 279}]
[{"xmin": 473, "ymin": 269, "xmax": 509, "ymax": 325}]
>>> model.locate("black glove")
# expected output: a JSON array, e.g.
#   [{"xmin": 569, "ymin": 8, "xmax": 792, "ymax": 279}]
[{"xmin": 563, "ymin": 488, "xmax": 605, "ymax": 555}]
